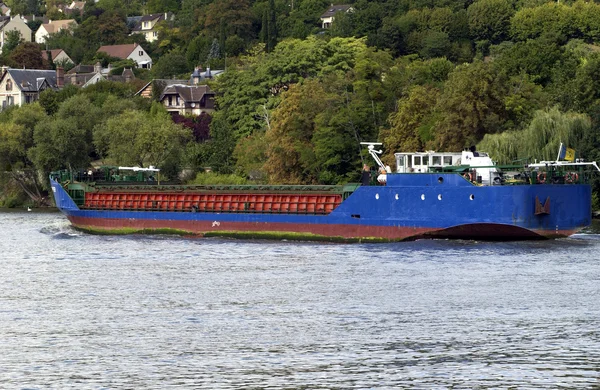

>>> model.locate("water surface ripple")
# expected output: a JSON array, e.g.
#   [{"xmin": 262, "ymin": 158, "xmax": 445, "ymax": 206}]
[{"xmin": 1, "ymin": 212, "xmax": 599, "ymax": 388}]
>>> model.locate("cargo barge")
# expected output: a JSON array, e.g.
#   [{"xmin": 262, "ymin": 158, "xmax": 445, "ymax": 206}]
[{"xmin": 50, "ymin": 144, "xmax": 599, "ymax": 241}]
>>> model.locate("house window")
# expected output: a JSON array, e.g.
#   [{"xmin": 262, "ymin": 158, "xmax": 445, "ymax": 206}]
[
  {"xmin": 6, "ymin": 79, "xmax": 12, "ymax": 91},
  {"xmin": 25, "ymin": 95, "xmax": 32, "ymax": 104},
  {"xmin": 176, "ymin": 96, "xmax": 180, "ymax": 105},
  {"xmin": 143, "ymin": 21, "xmax": 149, "ymax": 29},
  {"xmin": 153, "ymin": 31, "xmax": 158, "ymax": 37},
  {"xmin": 7, "ymin": 96, "xmax": 14, "ymax": 106},
  {"xmin": 168, "ymin": 96, "xmax": 173, "ymax": 106},
  {"xmin": 139, "ymin": 50, "xmax": 143, "ymax": 56}
]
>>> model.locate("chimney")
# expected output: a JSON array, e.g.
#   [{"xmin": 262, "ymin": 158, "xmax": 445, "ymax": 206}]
[
  {"xmin": 94, "ymin": 61, "xmax": 101, "ymax": 73},
  {"xmin": 56, "ymin": 66, "xmax": 64, "ymax": 88},
  {"xmin": 1, "ymin": 66, "xmax": 8, "ymax": 79}
]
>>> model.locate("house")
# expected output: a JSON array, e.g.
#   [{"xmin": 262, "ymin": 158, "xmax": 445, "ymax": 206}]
[
  {"xmin": 63, "ymin": 1, "xmax": 85, "ymax": 16},
  {"xmin": 130, "ymin": 13, "xmax": 172, "ymax": 42},
  {"xmin": 320, "ymin": 4, "xmax": 353, "ymax": 29},
  {"xmin": 35, "ymin": 19, "xmax": 77, "ymax": 43},
  {"xmin": 96, "ymin": 43, "xmax": 152, "ymax": 69},
  {"xmin": 0, "ymin": 67, "xmax": 58, "ymax": 109},
  {"xmin": 0, "ymin": 15, "xmax": 32, "ymax": 49},
  {"xmin": 64, "ymin": 62, "xmax": 136, "ymax": 87},
  {"xmin": 45, "ymin": 49, "xmax": 73, "ymax": 66},
  {"xmin": 159, "ymin": 84, "xmax": 215, "ymax": 116}
]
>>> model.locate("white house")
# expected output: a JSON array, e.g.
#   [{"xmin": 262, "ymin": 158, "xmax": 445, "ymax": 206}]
[
  {"xmin": 0, "ymin": 67, "xmax": 58, "ymax": 109},
  {"xmin": 96, "ymin": 43, "xmax": 152, "ymax": 69},
  {"xmin": 35, "ymin": 19, "xmax": 77, "ymax": 44},
  {"xmin": 46, "ymin": 49, "xmax": 73, "ymax": 66},
  {"xmin": 130, "ymin": 13, "xmax": 172, "ymax": 43},
  {"xmin": 0, "ymin": 15, "xmax": 32, "ymax": 49},
  {"xmin": 320, "ymin": 4, "xmax": 353, "ymax": 29}
]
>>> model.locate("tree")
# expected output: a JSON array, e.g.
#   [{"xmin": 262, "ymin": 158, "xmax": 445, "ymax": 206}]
[
  {"xmin": 8, "ymin": 42, "xmax": 50, "ymax": 69},
  {"xmin": 511, "ymin": 3, "xmax": 575, "ymax": 41},
  {"xmin": 151, "ymin": 50, "xmax": 190, "ymax": 78},
  {"xmin": 432, "ymin": 61, "xmax": 508, "ymax": 151},
  {"xmin": 467, "ymin": 0, "xmax": 514, "ymax": 43},
  {"xmin": 201, "ymin": 0, "xmax": 254, "ymax": 40},
  {"xmin": 478, "ymin": 107, "xmax": 591, "ymax": 163},
  {"xmin": 29, "ymin": 118, "xmax": 92, "ymax": 173},
  {"xmin": 266, "ymin": 0, "xmax": 277, "ymax": 52},
  {"xmin": 93, "ymin": 110, "xmax": 190, "ymax": 169},
  {"xmin": 147, "ymin": 0, "xmax": 180, "ymax": 13},
  {"xmin": 264, "ymin": 80, "xmax": 327, "ymax": 184},
  {"xmin": 1, "ymin": 30, "xmax": 24, "ymax": 57},
  {"xmin": 381, "ymin": 85, "xmax": 440, "ymax": 163},
  {"xmin": 0, "ymin": 103, "xmax": 49, "ymax": 205}
]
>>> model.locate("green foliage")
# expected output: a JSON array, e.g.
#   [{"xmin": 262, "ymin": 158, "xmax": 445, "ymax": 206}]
[
  {"xmin": 467, "ymin": 0, "xmax": 514, "ymax": 43},
  {"xmin": 432, "ymin": 61, "xmax": 508, "ymax": 150},
  {"xmin": 29, "ymin": 118, "xmax": 93, "ymax": 172},
  {"xmin": 38, "ymin": 85, "xmax": 80, "ymax": 115},
  {"xmin": 381, "ymin": 85, "xmax": 440, "ymax": 163},
  {"xmin": 8, "ymin": 42, "xmax": 49, "ymax": 69},
  {"xmin": 190, "ymin": 171, "xmax": 248, "ymax": 185},
  {"xmin": 93, "ymin": 109, "xmax": 190, "ymax": 169},
  {"xmin": 478, "ymin": 107, "xmax": 591, "ymax": 163},
  {"xmin": 510, "ymin": 3, "xmax": 576, "ymax": 41},
  {"xmin": 151, "ymin": 51, "xmax": 190, "ymax": 78},
  {"xmin": 1, "ymin": 30, "xmax": 24, "ymax": 57}
]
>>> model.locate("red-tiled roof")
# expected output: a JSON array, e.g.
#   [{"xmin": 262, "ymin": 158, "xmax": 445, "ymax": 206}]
[{"xmin": 97, "ymin": 43, "xmax": 139, "ymax": 59}]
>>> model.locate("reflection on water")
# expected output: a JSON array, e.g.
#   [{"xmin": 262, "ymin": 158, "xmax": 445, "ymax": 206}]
[{"xmin": 0, "ymin": 211, "xmax": 599, "ymax": 388}]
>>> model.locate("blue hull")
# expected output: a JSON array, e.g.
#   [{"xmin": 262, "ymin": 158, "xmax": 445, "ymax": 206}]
[{"xmin": 50, "ymin": 173, "xmax": 592, "ymax": 241}]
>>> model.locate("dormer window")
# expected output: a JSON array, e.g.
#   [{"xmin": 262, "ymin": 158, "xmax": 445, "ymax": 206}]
[
  {"xmin": 143, "ymin": 21, "xmax": 149, "ymax": 29},
  {"xmin": 6, "ymin": 79, "xmax": 12, "ymax": 91}
]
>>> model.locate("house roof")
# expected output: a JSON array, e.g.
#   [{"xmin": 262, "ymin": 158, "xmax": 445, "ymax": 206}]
[
  {"xmin": 134, "ymin": 79, "xmax": 189, "ymax": 96},
  {"xmin": 320, "ymin": 4, "xmax": 353, "ymax": 18},
  {"xmin": 160, "ymin": 84, "xmax": 214, "ymax": 103},
  {"xmin": 47, "ymin": 49, "xmax": 65, "ymax": 61},
  {"xmin": 126, "ymin": 15, "xmax": 142, "ymax": 29},
  {"xmin": 67, "ymin": 63, "xmax": 95, "ymax": 74},
  {"xmin": 3, "ymin": 68, "xmax": 57, "ymax": 92},
  {"xmin": 132, "ymin": 12, "xmax": 172, "ymax": 31},
  {"xmin": 97, "ymin": 43, "xmax": 139, "ymax": 59},
  {"xmin": 0, "ymin": 15, "xmax": 9, "ymax": 29},
  {"xmin": 40, "ymin": 19, "xmax": 77, "ymax": 34},
  {"xmin": 69, "ymin": 1, "xmax": 85, "ymax": 10}
]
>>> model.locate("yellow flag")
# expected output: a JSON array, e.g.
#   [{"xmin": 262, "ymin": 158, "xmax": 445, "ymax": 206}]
[{"xmin": 565, "ymin": 148, "xmax": 576, "ymax": 161}]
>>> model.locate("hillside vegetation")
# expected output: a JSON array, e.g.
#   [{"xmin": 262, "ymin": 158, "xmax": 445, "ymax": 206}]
[{"xmin": 2, "ymin": 0, "xmax": 600, "ymax": 207}]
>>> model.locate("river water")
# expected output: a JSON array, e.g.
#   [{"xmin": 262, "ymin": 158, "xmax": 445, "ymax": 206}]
[{"xmin": 0, "ymin": 211, "xmax": 599, "ymax": 389}]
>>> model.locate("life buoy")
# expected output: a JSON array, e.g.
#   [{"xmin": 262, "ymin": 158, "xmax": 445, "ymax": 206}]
[
  {"xmin": 463, "ymin": 172, "xmax": 472, "ymax": 181},
  {"xmin": 565, "ymin": 172, "xmax": 579, "ymax": 183},
  {"xmin": 537, "ymin": 172, "xmax": 546, "ymax": 184}
]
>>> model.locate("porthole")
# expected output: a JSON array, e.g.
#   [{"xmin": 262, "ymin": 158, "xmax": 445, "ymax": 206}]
[
  {"xmin": 438, "ymin": 194, "xmax": 442, "ymax": 201},
  {"xmin": 470, "ymin": 194, "xmax": 475, "ymax": 201},
  {"xmin": 421, "ymin": 194, "xmax": 425, "ymax": 201}
]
